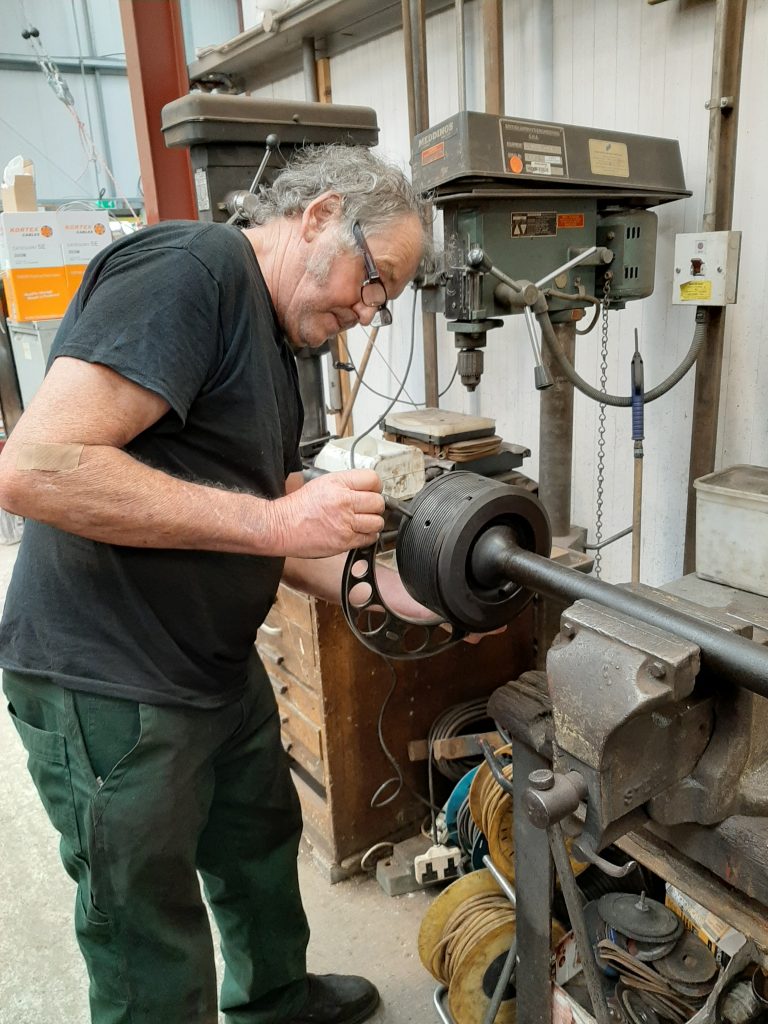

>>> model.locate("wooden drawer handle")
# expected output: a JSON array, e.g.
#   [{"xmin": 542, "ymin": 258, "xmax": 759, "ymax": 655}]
[{"xmin": 260, "ymin": 623, "xmax": 283, "ymax": 637}]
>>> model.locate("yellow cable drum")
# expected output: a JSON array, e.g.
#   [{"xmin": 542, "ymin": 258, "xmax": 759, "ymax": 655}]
[
  {"xmin": 418, "ymin": 869, "xmax": 568, "ymax": 1024},
  {"xmin": 468, "ymin": 743, "xmax": 589, "ymax": 882},
  {"xmin": 418, "ymin": 870, "xmax": 518, "ymax": 1024}
]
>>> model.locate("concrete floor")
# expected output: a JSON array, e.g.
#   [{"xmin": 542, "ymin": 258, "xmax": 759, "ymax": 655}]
[{"xmin": 0, "ymin": 540, "xmax": 439, "ymax": 1024}]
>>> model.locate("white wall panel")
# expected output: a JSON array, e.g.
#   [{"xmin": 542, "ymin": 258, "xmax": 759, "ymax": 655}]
[
  {"xmin": 181, "ymin": 0, "xmax": 241, "ymax": 64},
  {"xmin": 312, "ymin": 0, "xmax": 768, "ymax": 592}
]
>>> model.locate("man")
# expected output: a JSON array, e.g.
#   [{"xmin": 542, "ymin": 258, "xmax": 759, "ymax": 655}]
[{"xmin": 0, "ymin": 145, "xmax": 436, "ymax": 1024}]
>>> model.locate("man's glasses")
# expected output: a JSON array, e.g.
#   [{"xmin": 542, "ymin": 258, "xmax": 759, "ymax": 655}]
[{"xmin": 352, "ymin": 222, "xmax": 393, "ymax": 327}]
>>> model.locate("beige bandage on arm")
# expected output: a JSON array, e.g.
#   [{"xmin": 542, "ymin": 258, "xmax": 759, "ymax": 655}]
[{"xmin": 16, "ymin": 442, "xmax": 84, "ymax": 472}]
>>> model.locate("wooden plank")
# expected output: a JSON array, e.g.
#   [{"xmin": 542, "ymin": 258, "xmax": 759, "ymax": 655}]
[
  {"xmin": 482, "ymin": 0, "xmax": 504, "ymax": 115},
  {"xmin": 407, "ymin": 731, "xmax": 503, "ymax": 762},
  {"xmin": 315, "ymin": 55, "xmax": 332, "ymax": 103},
  {"xmin": 615, "ymin": 829, "xmax": 768, "ymax": 950}
]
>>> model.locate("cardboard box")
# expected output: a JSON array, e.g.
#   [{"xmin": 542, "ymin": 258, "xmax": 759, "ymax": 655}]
[
  {"xmin": 0, "ymin": 212, "xmax": 69, "ymax": 321},
  {"xmin": 1, "ymin": 158, "xmax": 37, "ymax": 213},
  {"xmin": 59, "ymin": 211, "xmax": 112, "ymax": 296},
  {"xmin": 1, "ymin": 173, "xmax": 37, "ymax": 212},
  {"xmin": 665, "ymin": 883, "xmax": 746, "ymax": 962}
]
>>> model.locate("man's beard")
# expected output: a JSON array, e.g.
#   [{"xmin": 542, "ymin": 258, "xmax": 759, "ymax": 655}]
[{"xmin": 305, "ymin": 241, "xmax": 341, "ymax": 284}]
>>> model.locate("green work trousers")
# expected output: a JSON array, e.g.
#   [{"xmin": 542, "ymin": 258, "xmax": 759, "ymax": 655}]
[{"xmin": 3, "ymin": 664, "xmax": 311, "ymax": 1024}]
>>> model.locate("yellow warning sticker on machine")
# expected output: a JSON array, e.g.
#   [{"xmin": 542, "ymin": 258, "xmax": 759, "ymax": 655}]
[
  {"xmin": 588, "ymin": 139, "xmax": 630, "ymax": 177},
  {"xmin": 680, "ymin": 280, "xmax": 712, "ymax": 301}
]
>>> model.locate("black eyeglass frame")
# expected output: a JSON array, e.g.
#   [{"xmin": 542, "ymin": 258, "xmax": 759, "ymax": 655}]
[{"xmin": 352, "ymin": 221, "xmax": 393, "ymax": 327}]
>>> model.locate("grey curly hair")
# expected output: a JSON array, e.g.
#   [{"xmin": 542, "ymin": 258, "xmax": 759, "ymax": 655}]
[{"xmin": 248, "ymin": 144, "xmax": 434, "ymax": 266}]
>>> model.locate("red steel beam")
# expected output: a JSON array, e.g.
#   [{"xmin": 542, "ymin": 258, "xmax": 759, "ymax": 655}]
[{"xmin": 119, "ymin": 0, "xmax": 196, "ymax": 223}]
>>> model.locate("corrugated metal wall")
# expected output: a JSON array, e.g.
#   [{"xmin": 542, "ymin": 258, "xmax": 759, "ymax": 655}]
[
  {"xmin": 0, "ymin": 0, "xmax": 239, "ymax": 205},
  {"xmin": 0, "ymin": 0, "xmax": 137, "ymax": 202},
  {"xmin": 254, "ymin": 0, "xmax": 766, "ymax": 587}
]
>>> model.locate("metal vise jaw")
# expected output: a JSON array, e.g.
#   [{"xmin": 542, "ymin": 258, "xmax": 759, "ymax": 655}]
[{"xmin": 547, "ymin": 599, "xmax": 713, "ymax": 853}]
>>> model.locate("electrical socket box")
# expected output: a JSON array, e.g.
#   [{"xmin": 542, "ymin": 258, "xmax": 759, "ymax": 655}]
[
  {"xmin": 672, "ymin": 230, "xmax": 741, "ymax": 306},
  {"xmin": 413, "ymin": 844, "xmax": 461, "ymax": 886}
]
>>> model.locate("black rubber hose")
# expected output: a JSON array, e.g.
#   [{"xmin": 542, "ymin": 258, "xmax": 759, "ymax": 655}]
[{"xmin": 536, "ymin": 306, "xmax": 709, "ymax": 408}]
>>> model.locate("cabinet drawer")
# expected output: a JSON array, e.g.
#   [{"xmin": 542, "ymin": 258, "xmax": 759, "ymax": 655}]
[
  {"xmin": 272, "ymin": 585, "xmax": 315, "ymax": 633},
  {"xmin": 259, "ymin": 614, "xmax": 319, "ymax": 688},
  {"xmin": 268, "ymin": 662, "xmax": 321, "ymax": 725},
  {"xmin": 276, "ymin": 691, "xmax": 323, "ymax": 762},
  {"xmin": 282, "ymin": 733, "xmax": 325, "ymax": 788},
  {"xmin": 258, "ymin": 611, "xmax": 320, "ymax": 689}
]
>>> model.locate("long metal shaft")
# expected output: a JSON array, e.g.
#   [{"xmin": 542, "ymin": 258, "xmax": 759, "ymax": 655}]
[{"xmin": 476, "ymin": 530, "xmax": 768, "ymax": 699}]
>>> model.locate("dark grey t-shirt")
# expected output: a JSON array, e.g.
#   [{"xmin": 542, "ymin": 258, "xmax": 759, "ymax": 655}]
[{"xmin": 0, "ymin": 221, "xmax": 303, "ymax": 708}]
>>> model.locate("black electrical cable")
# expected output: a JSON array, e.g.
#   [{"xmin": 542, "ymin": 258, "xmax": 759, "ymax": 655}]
[
  {"xmin": 345, "ymin": 352, "xmax": 459, "ymax": 406},
  {"xmin": 344, "ymin": 350, "xmax": 421, "ymax": 406},
  {"xmin": 369, "ymin": 656, "xmax": 441, "ymax": 826},
  {"xmin": 537, "ymin": 306, "xmax": 709, "ymax": 407},
  {"xmin": 575, "ymin": 303, "xmax": 602, "ymax": 336},
  {"xmin": 427, "ymin": 699, "xmax": 494, "ymax": 781},
  {"xmin": 350, "ymin": 288, "xmax": 418, "ymax": 468},
  {"xmin": 369, "ymin": 657, "xmax": 405, "ymax": 808}
]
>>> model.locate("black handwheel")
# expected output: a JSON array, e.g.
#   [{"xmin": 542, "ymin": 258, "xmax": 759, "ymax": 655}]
[{"xmin": 341, "ymin": 473, "xmax": 551, "ymax": 660}]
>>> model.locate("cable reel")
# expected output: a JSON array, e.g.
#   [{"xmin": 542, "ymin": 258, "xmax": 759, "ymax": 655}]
[
  {"xmin": 341, "ymin": 472, "xmax": 551, "ymax": 660},
  {"xmin": 418, "ymin": 869, "xmax": 518, "ymax": 1024}
]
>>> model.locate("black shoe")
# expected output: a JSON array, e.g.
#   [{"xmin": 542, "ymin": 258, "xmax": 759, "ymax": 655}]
[{"xmin": 289, "ymin": 974, "xmax": 380, "ymax": 1024}]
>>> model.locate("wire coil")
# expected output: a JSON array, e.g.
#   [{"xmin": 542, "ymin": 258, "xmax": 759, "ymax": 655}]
[
  {"xmin": 429, "ymin": 699, "xmax": 495, "ymax": 781},
  {"xmin": 418, "ymin": 870, "xmax": 518, "ymax": 1024},
  {"xmin": 469, "ymin": 744, "xmax": 516, "ymax": 881}
]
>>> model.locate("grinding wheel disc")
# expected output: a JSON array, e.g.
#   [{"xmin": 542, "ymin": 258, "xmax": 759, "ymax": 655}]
[
  {"xmin": 449, "ymin": 920, "xmax": 517, "ymax": 1024},
  {"xmin": 583, "ymin": 901, "xmax": 613, "ymax": 975},
  {"xmin": 663, "ymin": 975, "xmax": 717, "ymax": 999},
  {"xmin": 418, "ymin": 869, "xmax": 502, "ymax": 976},
  {"xmin": 654, "ymin": 929, "xmax": 718, "ymax": 984},
  {"xmin": 618, "ymin": 985, "xmax": 663, "ymax": 1024},
  {"xmin": 627, "ymin": 936, "xmax": 679, "ymax": 963},
  {"xmin": 598, "ymin": 893, "xmax": 683, "ymax": 943}
]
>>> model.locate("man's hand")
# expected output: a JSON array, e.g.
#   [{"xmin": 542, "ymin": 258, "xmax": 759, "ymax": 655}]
[{"xmin": 271, "ymin": 469, "xmax": 385, "ymax": 558}]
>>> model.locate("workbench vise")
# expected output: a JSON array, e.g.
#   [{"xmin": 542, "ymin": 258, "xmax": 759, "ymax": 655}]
[{"xmin": 546, "ymin": 588, "xmax": 768, "ymax": 859}]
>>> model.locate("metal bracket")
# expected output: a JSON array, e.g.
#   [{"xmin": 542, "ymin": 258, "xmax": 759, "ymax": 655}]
[{"xmin": 705, "ymin": 95, "xmax": 734, "ymax": 110}]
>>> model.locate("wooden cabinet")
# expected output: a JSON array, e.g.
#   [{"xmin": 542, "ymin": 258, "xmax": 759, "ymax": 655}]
[{"xmin": 256, "ymin": 583, "xmax": 535, "ymax": 880}]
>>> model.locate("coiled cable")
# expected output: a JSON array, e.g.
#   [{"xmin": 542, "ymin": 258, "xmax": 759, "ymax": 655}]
[
  {"xmin": 427, "ymin": 699, "xmax": 495, "ymax": 782},
  {"xmin": 537, "ymin": 306, "xmax": 709, "ymax": 407}
]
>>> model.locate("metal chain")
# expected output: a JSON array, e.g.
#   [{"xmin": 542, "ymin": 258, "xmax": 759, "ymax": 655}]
[{"xmin": 593, "ymin": 277, "xmax": 612, "ymax": 578}]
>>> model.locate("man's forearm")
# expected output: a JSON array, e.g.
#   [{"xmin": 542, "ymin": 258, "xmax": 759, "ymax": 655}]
[
  {"xmin": 0, "ymin": 443, "xmax": 281, "ymax": 554},
  {"xmin": 283, "ymin": 551, "xmax": 437, "ymax": 620}
]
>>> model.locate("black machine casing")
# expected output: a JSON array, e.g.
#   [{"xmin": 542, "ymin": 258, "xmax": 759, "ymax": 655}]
[
  {"xmin": 411, "ymin": 111, "xmax": 690, "ymax": 316},
  {"xmin": 161, "ymin": 94, "xmax": 379, "ymax": 222}
]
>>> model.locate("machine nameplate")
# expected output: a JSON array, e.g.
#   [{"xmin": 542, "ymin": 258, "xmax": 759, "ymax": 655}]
[
  {"xmin": 500, "ymin": 119, "xmax": 568, "ymax": 177},
  {"xmin": 511, "ymin": 211, "xmax": 557, "ymax": 238},
  {"xmin": 421, "ymin": 142, "xmax": 445, "ymax": 166},
  {"xmin": 588, "ymin": 138, "xmax": 630, "ymax": 178},
  {"xmin": 194, "ymin": 168, "xmax": 210, "ymax": 212}
]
